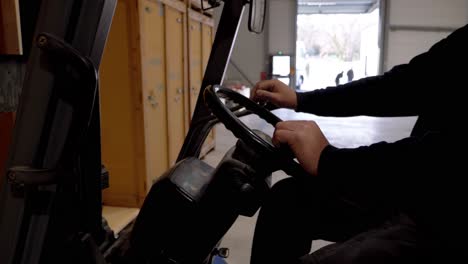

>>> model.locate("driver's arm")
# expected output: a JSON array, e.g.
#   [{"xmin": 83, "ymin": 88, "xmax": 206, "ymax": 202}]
[
  {"xmin": 274, "ymin": 120, "xmax": 467, "ymax": 248},
  {"xmin": 318, "ymin": 132, "xmax": 445, "ymax": 193},
  {"xmin": 273, "ymin": 121, "xmax": 450, "ymax": 184},
  {"xmin": 318, "ymin": 130, "xmax": 468, "ymax": 246},
  {"xmin": 296, "ymin": 24, "xmax": 468, "ymax": 117}
]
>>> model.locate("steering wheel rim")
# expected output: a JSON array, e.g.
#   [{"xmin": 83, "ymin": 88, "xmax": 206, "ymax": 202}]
[
  {"xmin": 204, "ymin": 85, "xmax": 281, "ymax": 154},
  {"xmin": 204, "ymin": 85, "xmax": 309, "ymax": 180}
]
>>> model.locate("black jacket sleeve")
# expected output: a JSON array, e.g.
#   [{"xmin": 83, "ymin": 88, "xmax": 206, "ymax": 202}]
[
  {"xmin": 296, "ymin": 24, "xmax": 468, "ymax": 117},
  {"xmin": 317, "ymin": 132, "xmax": 444, "ymax": 191},
  {"xmin": 317, "ymin": 131, "xmax": 468, "ymax": 247}
]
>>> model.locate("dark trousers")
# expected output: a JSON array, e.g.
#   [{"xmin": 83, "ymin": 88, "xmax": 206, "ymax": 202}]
[{"xmin": 250, "ymin": 177, "xmax": 446, "ymax": 264}]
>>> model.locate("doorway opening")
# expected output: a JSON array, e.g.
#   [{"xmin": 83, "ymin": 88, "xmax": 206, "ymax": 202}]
[{"xmin": 296, "ymin": 0, "xmax": 380, "ymax": 91}]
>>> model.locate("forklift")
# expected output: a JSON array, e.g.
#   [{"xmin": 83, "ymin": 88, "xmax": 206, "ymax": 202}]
[{"xmin": 0, "ymin": 0, "xmax": 307, "ymax": 263}]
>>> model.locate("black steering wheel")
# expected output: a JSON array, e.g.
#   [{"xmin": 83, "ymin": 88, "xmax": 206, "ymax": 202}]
[{"xmin": 204, "ymin": 85, "xmax": 309, "ymax": 181}]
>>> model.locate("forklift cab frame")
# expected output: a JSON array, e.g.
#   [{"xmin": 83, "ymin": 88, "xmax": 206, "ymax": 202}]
[{"xmin": 0, "ymin": 0, "xmax": 283, "ymax": 263}]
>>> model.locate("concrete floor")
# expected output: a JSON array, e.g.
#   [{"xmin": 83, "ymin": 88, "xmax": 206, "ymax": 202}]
[{"xmin": 202, "ymin": 108, "xmax": 417, "ymax": 264}]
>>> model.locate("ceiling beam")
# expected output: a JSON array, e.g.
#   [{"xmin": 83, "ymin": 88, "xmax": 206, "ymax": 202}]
[
  {"xmin": 298, "ymin": 4, "xmax": 373, "ymax": 14},
  {"xmin": 366, "ymin": 0, "xmax": 379, "ymax": 13},
  {"xmin": 298, "ymin": 0, "xmax": 378, "ymax": 14}
]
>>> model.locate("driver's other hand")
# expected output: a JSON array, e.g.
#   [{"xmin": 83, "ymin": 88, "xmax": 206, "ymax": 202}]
[
  {"xmin": 273, "ymin": 121, "xmax": 329, "ymax": 176},
  {"xmin": 251, "ymin": 80, "xmax": 298, "ymax": 110}
]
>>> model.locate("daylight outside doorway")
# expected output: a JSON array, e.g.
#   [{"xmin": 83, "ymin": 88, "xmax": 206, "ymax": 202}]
[{"xmin": 296, "ymin": 0, "xmax": 381, "ymax": 91}]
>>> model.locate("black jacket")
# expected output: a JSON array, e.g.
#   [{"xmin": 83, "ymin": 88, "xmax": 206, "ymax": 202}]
[{"xmin": 296, "ymin": 24, "xmax": 468, "ymax": 247}]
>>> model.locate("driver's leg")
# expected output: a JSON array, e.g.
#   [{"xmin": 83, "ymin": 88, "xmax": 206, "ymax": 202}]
[
  {"xmin": 250, "ymin": 178, "xmax": 315, "ymax": 264},
  {"xmin": 250, "ymin": 177, "xmax": 397, "ymax": 264}
]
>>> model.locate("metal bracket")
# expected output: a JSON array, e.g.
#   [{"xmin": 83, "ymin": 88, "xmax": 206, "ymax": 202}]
[
  {"xmin": 201, "ymin": 0, "xmax": 222, "ymax": 11},
  {"xmin": 8, "ymin": 166, "xmax": 57, "ymax": 186}
]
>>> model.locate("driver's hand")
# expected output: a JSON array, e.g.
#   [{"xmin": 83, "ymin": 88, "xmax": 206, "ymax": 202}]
[
  {"xmin": 251, "ymin": 80, "xmax": 298, "ymax": 110},
  {"xmin": 273, "ymin": 121, "xmax": 329, "ymax": 176}
]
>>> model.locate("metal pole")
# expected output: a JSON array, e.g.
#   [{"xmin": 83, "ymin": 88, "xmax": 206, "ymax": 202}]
[{"xmin": 177, "ymin": 0, "xmax": 246, "ymax": 161}]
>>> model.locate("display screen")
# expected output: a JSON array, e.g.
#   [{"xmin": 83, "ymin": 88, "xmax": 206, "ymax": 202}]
[{"xmin": 272, "ymin": 55, "xmax": 291, "ymax": 76}]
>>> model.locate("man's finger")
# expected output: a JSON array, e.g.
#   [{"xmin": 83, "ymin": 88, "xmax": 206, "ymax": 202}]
[
  {"xmin": 251, "ymin": 81, "xmax": 273, "ymax": 101},
  {"xmin": 250, "ymin": 86, "xmax": 257, "ymax": 99},
  {"xmin": 255, "ymin": 90, "xmax": 281, "ymax": 104},
  {"xmin": 256, "ymin": 80, "xmax": 276, "ymax": 91},
  {"xmin": 272, "ymin": 129, "xmax": 296, "ymax": 147},
  {"xmin": 251, "ymin": 89, "xmax": 268, "ymax": 102},
  {"xmin": 255, "ymin": 80, "xmax": 277, "ymax": 92},
  {"xmin": 276, "ymin": 120, "xmax": 311, "ymax": 131}
]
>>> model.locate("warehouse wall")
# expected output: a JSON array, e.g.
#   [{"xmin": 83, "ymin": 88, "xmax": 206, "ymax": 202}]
[
  {"xmin": 267, "ymin": 0, "xmax": 297, "ymax": 88},
  {"xmin": 268, "ymin": 0, "xmax": 296, "ymax": 56},
  {"xmin": 214, "ymin": 0, "xmax": 298, "ymax": 88},
  {"xmin": 213, "ymin": 2, "xmax": 267, "ymax": 87},
  {"xmin": 382, "ymin": 0, "xmax": 468, "ymax": 71},
  {"xmin": 226, "ymin": 7, "xmax": 268, "ymax": 86}
]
